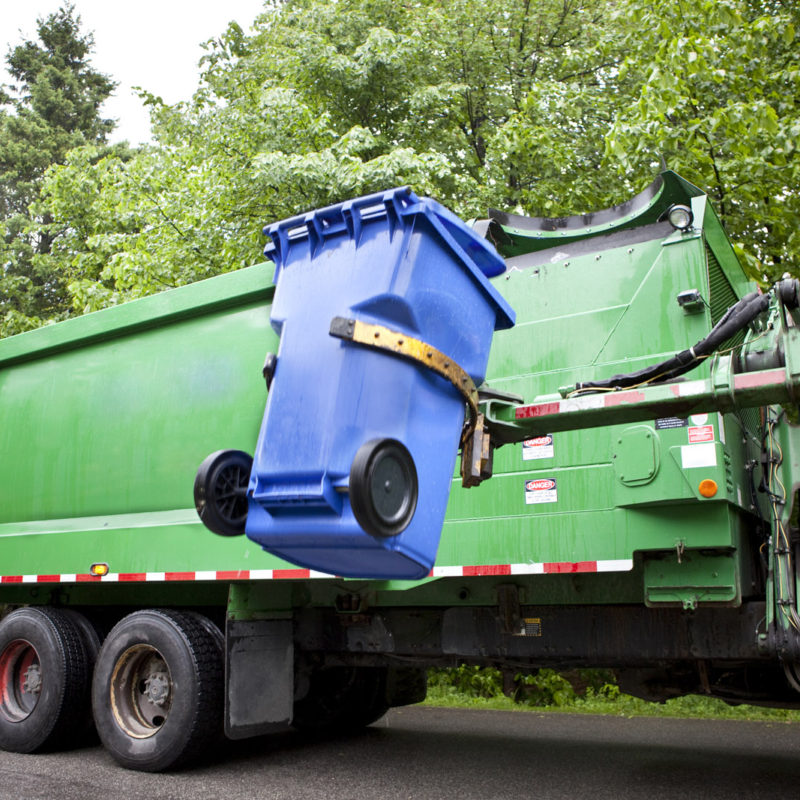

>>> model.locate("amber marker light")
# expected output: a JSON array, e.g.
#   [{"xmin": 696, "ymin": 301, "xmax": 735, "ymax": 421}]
[
  {"xmin": 90, "ymin": 562, "xmax": 109, "ymax": 577},
  {"xmin": 698, "ymin": 479, "xmax": 718, "ymax": 498}
]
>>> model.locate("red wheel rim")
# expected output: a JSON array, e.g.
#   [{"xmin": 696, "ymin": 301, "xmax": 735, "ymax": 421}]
[{"xmin": 0, "ymin": 640, "xmax": 41, "ymax": 721}]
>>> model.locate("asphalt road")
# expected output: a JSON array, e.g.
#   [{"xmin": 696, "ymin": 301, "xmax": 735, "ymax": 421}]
[{"xmin": 2, "ymin": 707, "xmax": 800, "ymax": 800}]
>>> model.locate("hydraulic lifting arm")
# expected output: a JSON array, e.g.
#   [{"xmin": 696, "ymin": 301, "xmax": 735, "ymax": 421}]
[
  {"xmin": 476, "ymin": 278, "xmax": 800, "ymax": 452},
  {"xmin": 470, "ymin": 277, "xmax": 800, "ymax": 676}
]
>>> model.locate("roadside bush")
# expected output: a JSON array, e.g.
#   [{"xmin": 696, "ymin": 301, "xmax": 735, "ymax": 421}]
[
  {"xmin": 424, "ymin": 665, "xmax": 800, "ymax": 722},
  {"xmin": 427, "ymin": 664, "xmax": 504, "ymax": 699},
  {"xmin": 427, "ymin": 666, "xmax": 615, "ymax": 707}
]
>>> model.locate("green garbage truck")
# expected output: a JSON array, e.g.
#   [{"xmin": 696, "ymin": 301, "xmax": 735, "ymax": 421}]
[{"xmin": 1, "ymin": 171, "xmax": 799, "ymax": 771}]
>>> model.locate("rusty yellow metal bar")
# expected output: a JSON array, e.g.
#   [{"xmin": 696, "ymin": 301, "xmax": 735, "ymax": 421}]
[{"xmin": 329, "ymin": 316, "xmax": 489, "ymax": 486}]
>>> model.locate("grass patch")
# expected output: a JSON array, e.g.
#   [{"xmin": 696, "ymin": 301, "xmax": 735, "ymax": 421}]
[{"xmin": 422, "ymin": 666, "xmax": 800, "ymax": 723}]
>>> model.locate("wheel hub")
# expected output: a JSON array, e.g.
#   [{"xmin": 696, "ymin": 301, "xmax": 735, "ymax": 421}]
[
  {"xmin": 22, "ymin": 663, "xmax": 41, "ymax": 695},
  {"xmin": 142, "ymin": 669, "xmax": 170, "ymax": 707},
  {"xmin": 110, "ymin": 645, "xmax": 173, "ymax": 738}
]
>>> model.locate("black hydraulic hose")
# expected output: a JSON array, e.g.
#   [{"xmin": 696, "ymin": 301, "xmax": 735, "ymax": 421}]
[{"xmin": 574, "ymin": 291, "xmax": 770, "ymax": 393}]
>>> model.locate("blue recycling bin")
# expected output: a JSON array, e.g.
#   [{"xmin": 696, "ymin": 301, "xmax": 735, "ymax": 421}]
[{"xmin": 245, "ymin": 187, "xmax": 515, "ymax": 579}]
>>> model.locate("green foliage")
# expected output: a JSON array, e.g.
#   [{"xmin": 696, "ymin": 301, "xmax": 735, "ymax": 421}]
[
  {"xmin": 513, "ymin": 669, "xmax": 576, "ymax": 707},
  {"xmin": 427, "ymin": 666, "xmax": 590, "ymax": 708},
  {"xmin": 3, "ymin": 0, "xmax": 799, "ymax": 331},
  {"xmin": 428, "ymin": 664, "xmax": 505, "ymax": 699},
  {"xmin": 27, "ymin": 0, "xmax": 616, "ymax": 319},
  {"xmin": 425, "ymin": 666, "xmax": 800, "ymax": 722},
  {"xmin": 606, "ymin": 0, "xmax": 800, "ymax": 278},
  {"xmin": 0, "ymin": 3, "xmax": 115, "ymax": 335}
]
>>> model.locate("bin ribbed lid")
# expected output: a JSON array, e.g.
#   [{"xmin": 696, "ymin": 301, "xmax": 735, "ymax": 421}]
[{"xmin": 263, "ymin": 187, "xmax": 515, "ymax": 331}]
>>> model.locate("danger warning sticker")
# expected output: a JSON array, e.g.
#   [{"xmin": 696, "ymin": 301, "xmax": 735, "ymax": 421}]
[
  {"xmin": 688, "ymin": 424, "xmax": 714, "ymax": 443},
  {"xmin": 525, "ymin": 477, "xmax": 558, "ymax": 504},
  {"xmin": 522, "ymin": 435, "xmax": 554, "ymax": 460}
]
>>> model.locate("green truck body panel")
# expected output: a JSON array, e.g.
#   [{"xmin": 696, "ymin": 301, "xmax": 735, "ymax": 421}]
[
  {"xmin": 0, "ymin": 265, "xmax": 277, "ymax": 578},
  {"xmin": 0, "ymin": 172, "xmax": 762, "ymax": 614}
]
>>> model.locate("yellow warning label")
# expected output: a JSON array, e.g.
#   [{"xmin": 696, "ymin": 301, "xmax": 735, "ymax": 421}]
[{"xmin": 523, "ymin": 617, "xmax": 542, "ymax": 637}]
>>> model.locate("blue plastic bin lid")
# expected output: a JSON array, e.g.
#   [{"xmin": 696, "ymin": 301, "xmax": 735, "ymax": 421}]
[{"xmin": 264, "ymin": 188, "xmax": 515, "ymax": 331}]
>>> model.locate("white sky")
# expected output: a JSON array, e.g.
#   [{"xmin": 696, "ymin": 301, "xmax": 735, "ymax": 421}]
[{"xmin": 1, "ymin": 0, "xmax": 267, "ymax": 143}]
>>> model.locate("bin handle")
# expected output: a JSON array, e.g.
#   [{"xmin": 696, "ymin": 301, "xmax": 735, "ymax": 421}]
[
  {"xmin": 265, "ymin": 188, "xmax": 417, "ymax": 261},
  {"xmin": 329, "ymin": 316, "xmax": 479, "ymax": 422},
  {"xmin": 329, "ymin": 316, "xmax": 490, "ymax": 486}
]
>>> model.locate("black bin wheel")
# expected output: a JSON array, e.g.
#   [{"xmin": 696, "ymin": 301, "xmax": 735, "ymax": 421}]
[
  {"xmin": 350, "ymin": 438, "xmax": 418, "ymax": 537},
  {"xmin": 194, "ymin": 449, "xmax": 253, "ymax": 537}
]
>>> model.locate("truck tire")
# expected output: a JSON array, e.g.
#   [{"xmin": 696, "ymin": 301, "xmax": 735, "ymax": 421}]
[
  {"xmin": 183, "ymin": 611, "xmax": 224, "ymax": 658},
  {"xmin": 386, "ymin": 666, "xmax": 428, "ymax": 707},
  {"xmin": 0, "ymin": 606, "xmax": 91, "ymax": 753},
  {"xmin": 60, "ymin": 609, "xmax": 104, "ymax": 740},
  {"xmin": 91, "ymin": 609, "xmax": 223, "ymax": 772},
  {"xmin": 292, "ymin": 667, "xmax": 389, "ymax": 735}
]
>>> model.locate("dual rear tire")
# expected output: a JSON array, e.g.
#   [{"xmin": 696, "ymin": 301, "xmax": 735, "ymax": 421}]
[
  {"xmin": 91, "ymin": 609, "xmax": 224, "ymax": 772},
  {"xmin": 0, "ymin": 607, "xmax": 426, "ymax": 771},
  {"xmin": 0, "ymin": 606, "xmax": 223, "ymax": 772},
  {"xmin": 292, "ymin": 665, "xmax": 428, "ymax": 737},
  {"xmin": 0, "ymin": 607, "xmax": 92, "ymax": 754},
  {"xmin": 292, "ymin": 667, "xmax": 390, "ymax": 735}
]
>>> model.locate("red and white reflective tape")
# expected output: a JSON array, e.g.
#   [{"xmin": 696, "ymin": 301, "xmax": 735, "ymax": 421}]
[
  {"xmin": 0, "ymin": 568, "xmax": 332, "ymax": 584},
  {"xmin": 515, "ymin": 369, "xmax": 788, "ymax": 421},
  {"xmin": 516, "ymin": 392, "xmax": 646, "ymax": 419},
  {"xmin": 430, "ymin": 559, "xmax": 633, "ymax": 577},
  {"xmin": 0, "ymin": 559, "xmax": 633, "ymax": 585}
]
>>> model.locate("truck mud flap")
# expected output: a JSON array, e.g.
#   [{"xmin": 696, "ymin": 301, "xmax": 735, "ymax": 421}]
[{"xmin": 225, "ymin": 619, "xmax": 293, "ymax": 740}]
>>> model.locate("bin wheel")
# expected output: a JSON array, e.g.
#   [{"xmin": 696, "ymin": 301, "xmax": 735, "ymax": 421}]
[
  {"xmin": 91, "ymin": 609, "xmax": 223, "ymax": 772},
  {"xmin": 194, "ymin": 450, "xmax": 253, "ymax": 536},
  {"xmin": 0, "ymin": 607, "xmax": 91, "ymax": 753},
  {"xmin": 349, "ymin": 439, "xmax": 417, "ymax": 537}
]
